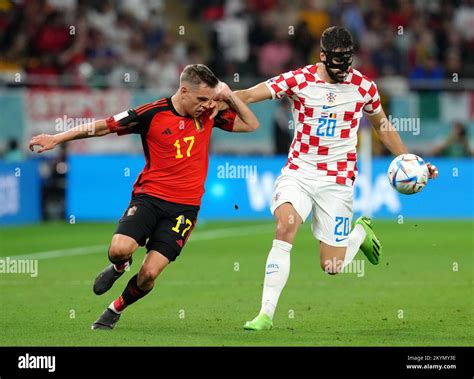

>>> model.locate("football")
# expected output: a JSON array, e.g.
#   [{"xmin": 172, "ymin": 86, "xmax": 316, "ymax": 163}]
[{"xmin": 387, "ymin": 154, "xmax": 429, "ymax": 195}]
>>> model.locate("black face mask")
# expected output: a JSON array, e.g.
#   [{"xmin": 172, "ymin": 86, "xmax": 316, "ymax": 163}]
[{"xmin": 321, "ymin": 48, "xmax": 354, "ymax": 83}]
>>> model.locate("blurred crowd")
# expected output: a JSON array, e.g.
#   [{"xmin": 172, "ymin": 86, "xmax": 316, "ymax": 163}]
[
  {"xmin": 1, "ymin": 0, "xmax": 471, "ymax": 222},
  {"xmin": 0, "ymin": 0, "xmax": 473, "ymax": 89},
  {"xmin": 0, "ymin": 0, "xmax": 182, "ymax": 89},
  {"xmin": 198, "ymin": 0, "xmax": 474, "ymax": 82}
]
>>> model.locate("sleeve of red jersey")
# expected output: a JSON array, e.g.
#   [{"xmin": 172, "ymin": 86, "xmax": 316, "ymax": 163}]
[
  {"xmin": 362, "ymin": 80, "xmax": 382, "ymax": 115},
  {"xmin": 212, "ymin": 109, "xmax": 237, "ymax": 132},
  {"xmin": 105, "ymin": 106, "xmax": 151, "ymax": 136},
  {"xmin": 264, "ymin": 68, "xmax": 305, "ymax": 100}
]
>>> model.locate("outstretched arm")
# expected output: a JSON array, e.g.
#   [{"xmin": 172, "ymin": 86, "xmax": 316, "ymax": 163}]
[
  {"xmin": 213, "ymin": 82, "xmax": 260, "ymax": 132},
  {"xmin": 234, "ymin": 82, "xmax": 273, "ymax": 104},
  {"xmin": 368, "ymin": 109, "xmax": 439, "ymax": 179},
  {"xmin": 29, "ymin": 119, "xmax": 110, "ymax": 153},
  {"xmin": 210, "ymin": 82, "xmax": 273, "ymax": 119}
]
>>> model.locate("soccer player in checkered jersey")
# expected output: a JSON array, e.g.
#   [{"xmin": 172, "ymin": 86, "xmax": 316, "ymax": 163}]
[
  {"xmin": 29, "ymin": 64, "xmax": 260, "ymax": 330},
  {"xmin": 216, "ymin": 26, "xmax": 439, "ymax": 330}
]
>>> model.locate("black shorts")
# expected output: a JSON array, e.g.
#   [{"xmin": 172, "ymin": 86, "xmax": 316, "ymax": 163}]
[{"xmin": 115, "ymin": 194, "xmax": 199, "ymax": 262}]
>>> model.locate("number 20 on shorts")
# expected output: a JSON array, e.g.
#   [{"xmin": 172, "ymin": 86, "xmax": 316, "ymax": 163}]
[{"xmin": 334, "ymin": 216, "xmax": 350, "ymax": 238}]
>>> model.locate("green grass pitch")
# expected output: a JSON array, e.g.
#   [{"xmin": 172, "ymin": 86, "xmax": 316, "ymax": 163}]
[{"xmin": 0, "ymin": 219, "xmax": 472, "ymax": 346}]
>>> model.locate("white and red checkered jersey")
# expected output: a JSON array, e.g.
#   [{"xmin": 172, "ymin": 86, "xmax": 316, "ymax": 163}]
[{"xmin": 265, "ymin": 63, "xmax": 382, "ymax": 186}]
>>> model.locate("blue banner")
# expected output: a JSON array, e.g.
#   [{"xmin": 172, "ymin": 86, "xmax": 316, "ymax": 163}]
[
  {"xmin": 0, "ymin": 160, "xmax": 41, "ymax": 225},
  {"xmin": 67, "ymin": 155, "xmax": 145, "ymax": 220},
  {"xmin": 67, "ymin": 155, "xmax": 474, "ymax": 221},
  {"xmin": 201, "ymin": 157, "xmax": 474, "ymax": 219}
]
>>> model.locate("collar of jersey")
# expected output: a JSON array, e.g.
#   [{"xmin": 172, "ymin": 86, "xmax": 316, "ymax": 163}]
[{"xmin": 167, "ymin": 97, "xmax": 192, "ymax": 118}]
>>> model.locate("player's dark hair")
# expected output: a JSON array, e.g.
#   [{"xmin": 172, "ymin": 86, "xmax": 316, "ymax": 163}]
[
  {"xmin": 320, "ymin": 26, "xmax": 353, "ymax": 52},
  {"xmin": 180, "ymin": 64, "xmax": 219, "ymax": 88}
]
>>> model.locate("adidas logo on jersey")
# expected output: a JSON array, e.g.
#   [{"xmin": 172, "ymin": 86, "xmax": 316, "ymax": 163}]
[{"xmin": 162, "ymin": 128, "xmax": 172, "ymax": 135}]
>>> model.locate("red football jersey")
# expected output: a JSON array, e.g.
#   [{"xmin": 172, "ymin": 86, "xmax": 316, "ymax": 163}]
[{"xmin": 106, "ymin": 97, "xmax": 237, "ymax": 206}]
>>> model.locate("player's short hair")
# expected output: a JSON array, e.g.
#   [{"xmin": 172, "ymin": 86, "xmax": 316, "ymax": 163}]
[
  {"xmin": 320, "ymin": 26, "xmax": 353, "ymax": 52},
  {"xmin": 180, "ymin": 64, "xmax": 219, "ymax": 88}
]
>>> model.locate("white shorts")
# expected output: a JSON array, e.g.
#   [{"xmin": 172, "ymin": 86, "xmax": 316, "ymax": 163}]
[{"xmin": 270, "ymin": 172, "xmax": 354, "ymax": 247}]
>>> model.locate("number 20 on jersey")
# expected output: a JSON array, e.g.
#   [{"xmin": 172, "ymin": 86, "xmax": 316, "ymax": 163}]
[{"xmin": 316, "ymin": 113, "xmax": 337, "ymax": 137}]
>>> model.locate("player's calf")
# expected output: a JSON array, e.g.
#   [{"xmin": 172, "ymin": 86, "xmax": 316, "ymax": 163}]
[
  {"xmin": 92, "ymin": 273, "xmax": 153, "ymax": 330},
  {"xmin": 137, "ymin": 267, "xmax": 162, "ymax": 291},
  {"xmin": 91, "ymin": 252, "xmax": 169, "ymax": 330},
  {"xmin": 319, "ymin": 243, "xmax": 346, "ymax": 275},
  {"xmin": 320, "ymin": 257, "xmax": 344, "ymax": 275},
  {"xmin": 320, "ymin": 259, "xmax": 342, "ymax": 275},
  {"xmin": 137, "ymin": 250, "xmax": 169, "ymax": 290}
]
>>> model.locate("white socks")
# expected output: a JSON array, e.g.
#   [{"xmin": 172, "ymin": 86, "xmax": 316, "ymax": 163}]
[
  {"xmin": 260, "ymin": 239, "xmax": 292, "ymax": 320},
  {"xmin": 342, "ymin": 224, "xmax": 366, "ymax": 269},
  {"xmin": 258, "ymin": 227, "xmax": 365, "ymax": 320}
]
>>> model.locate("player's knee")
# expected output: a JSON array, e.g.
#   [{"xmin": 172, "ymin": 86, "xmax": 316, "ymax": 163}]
[
  {"xmin": 108, "ymin": 243, "xmax": 133, "ymax": 262},
  {"xmin": 138, "ymin": 266, "xmax": 161, "ymax": 285},
  {"xmin": 109, "ymin": 235, "xmax": 136, "ymax": 262},
  {"xmin": 275, "ymin": 219, "xmax": 298, "ymax": 241}
]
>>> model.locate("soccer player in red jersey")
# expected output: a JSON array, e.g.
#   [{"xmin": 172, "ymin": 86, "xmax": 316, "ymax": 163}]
[{"xmin": 29, "ymin": 64, "xmax": 259, "ymax": 330}]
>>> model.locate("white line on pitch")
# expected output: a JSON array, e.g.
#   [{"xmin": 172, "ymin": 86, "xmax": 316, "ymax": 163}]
[{"xmin": 7, "ymin": 223, "xmax": 274, "ymax": 261}]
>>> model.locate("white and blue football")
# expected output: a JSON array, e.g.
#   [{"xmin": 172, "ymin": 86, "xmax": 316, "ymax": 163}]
[{"xmin": 388, "ymin": 154, "xmax": 429, "ymax": 195}]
